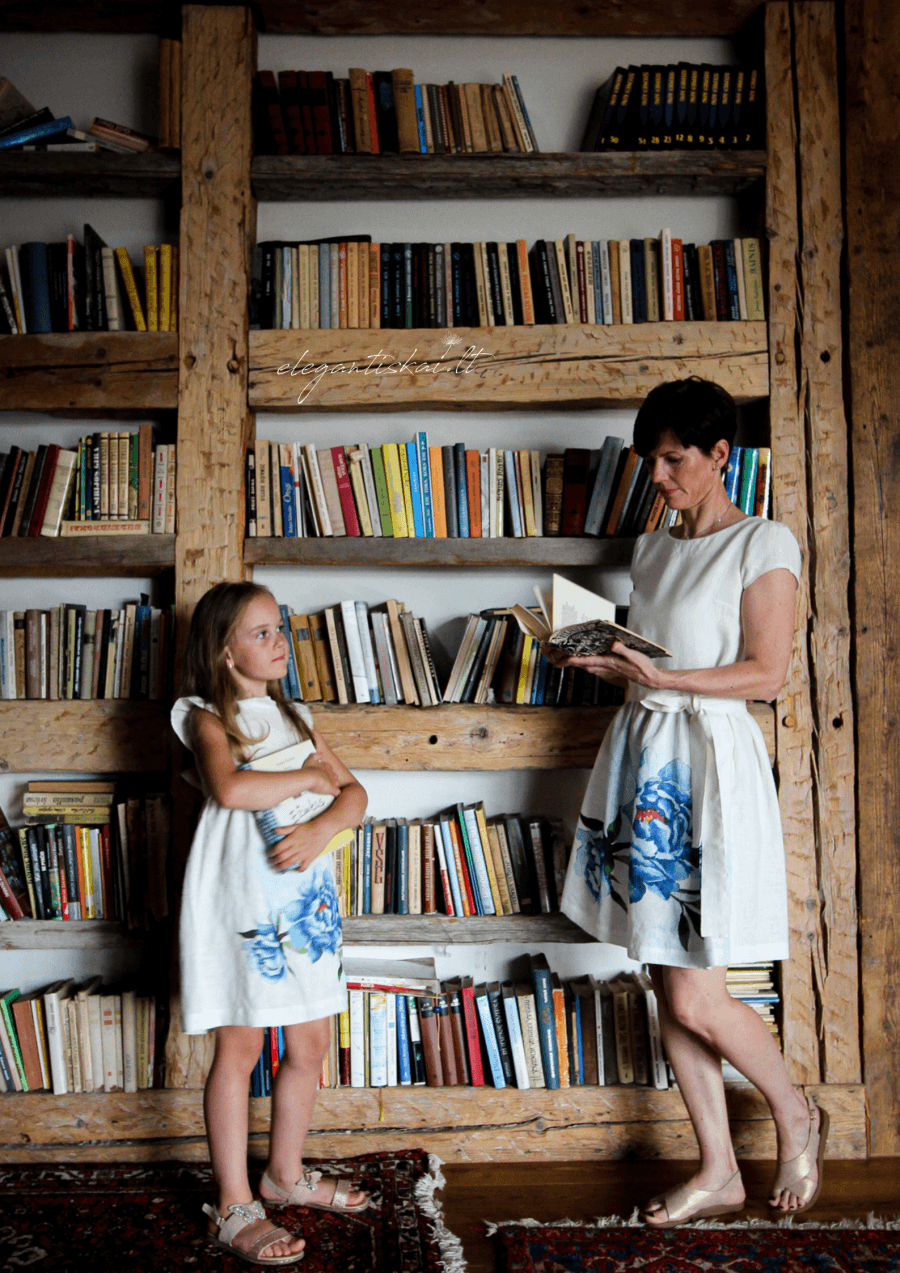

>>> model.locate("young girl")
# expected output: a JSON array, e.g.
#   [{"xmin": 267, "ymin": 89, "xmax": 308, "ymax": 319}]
[{"xmin": 171, "ymin": 581, "xmax": 369, "ymax": 1266}]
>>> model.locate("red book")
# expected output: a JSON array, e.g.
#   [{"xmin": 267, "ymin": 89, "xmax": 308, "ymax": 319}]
[
  {"xmin": 99, "ymin": 823, "xmax": 113, "ymax": 919},
  {"xmin": 330, "ymin": 446, "xmax": 361, "ymax": 536},
  {"xmin": 447, "ymin": 817, "xmax": 477, "ymax": 916},
  {"xmin": 55, "ymin": 835, "xmax": 69, "ymax": 920},
  {"xmin": 277, "ymin": 70, "xmax": 306, "ymax": 154},
  {"xmin": 671, "ymin": 238, "xmax": 685, "ymax": 320},
  {"xmin": 308, "ymin": 71, "xmax": 334, "ymax": 154},
  {"xmin": 559, "ymin": 447, "xmax": 590, "ymax": 535},
  {"xmin": 465, "ymin": 449, "xmax": 481, "ymax": 537},
  {"xmin": 576, "ymin": 240, "xmax": 588, "ymax": 321},
  {"xmin": 27, "ymin": 443, "xmax": 60, "ymax": 537},
  {"xmin": 417, "ymin": 997, "xmax": 444, "ymax": 1086},
  {"xmin": 0, "ymin": 864, "xmax": 25, "ymax": 920},
  {"xmin": 366, "ymin": 72, "xmax": 381, "ymax": 153},
  {"xmin": 297, "ymin": 71, "xmax": 317, "ymax": 154},
  {"xmin": 269, "ymin": 1025, "xmax": 280, "ymax": 1078},
  {"xmin": 435, "ymin": 995, "xmax": 459, "ymax": 1085},
  {"xmin": 256, "ymin": 71, "xmax": 290, "ymax": 155},
  {"xmin": 459, "ymin": 976, "xmax": 485, "ymax": 1086}
]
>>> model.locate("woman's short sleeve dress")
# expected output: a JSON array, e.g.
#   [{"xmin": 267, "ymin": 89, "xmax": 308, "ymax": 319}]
[
  {"xmin": 560, "ymin": 517, "xmax": 802, "ymax": 969},
  {"xmin": 171, "ymin": 695, "xmax": 347, "ymax": 1034}
]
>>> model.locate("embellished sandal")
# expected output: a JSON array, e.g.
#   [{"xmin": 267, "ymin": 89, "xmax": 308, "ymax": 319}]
[
  {"xmin": 641, "ymin": 1169, "xmax": 745, "ymax": 1228},
  {"xmin": 260, "ymin": 1167, "xmax": 370, "ymax": 1214},
  {"xmin": 203, "ymin": 1200, "xmax": 304, "ymax": 1265},
  {"xmin": 769, "ymin": 1098, "xmax": 830, "ymax": 1215}
]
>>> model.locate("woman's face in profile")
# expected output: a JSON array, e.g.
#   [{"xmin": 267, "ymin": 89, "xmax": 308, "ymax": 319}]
[{"xmin": 644, "ymin": 429, "xmax": 728, "ymax": 512}]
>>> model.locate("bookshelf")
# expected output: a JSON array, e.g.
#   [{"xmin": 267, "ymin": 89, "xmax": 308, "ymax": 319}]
[{"xmin": 0, "ymin": 1, "xmax": 867, "ymax": 1163}]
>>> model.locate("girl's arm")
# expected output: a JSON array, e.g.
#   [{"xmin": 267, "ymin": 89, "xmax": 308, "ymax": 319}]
[
  {"xmin": 563, "ymin": 567, "xmax": 797, "ymax": 702},
  {"xmin": 190, "ymin": 708, "xmax": 341, "ymax": 810},
  {"xmin": 268, "ymin": 728, "xmax": 367, "ymax": 872}
]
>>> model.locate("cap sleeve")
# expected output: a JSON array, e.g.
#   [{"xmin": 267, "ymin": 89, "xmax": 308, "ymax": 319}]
[
  {"xmin": 295, "ymin": 702, "xmax": 315, "ymax": 733},
  {"xmin": 170, "ymin": 696, "xmax": 215, "ymax": 750},
  {"xmin": 740, "ymin": 519, "xmax": 802, "ymax": 589}
]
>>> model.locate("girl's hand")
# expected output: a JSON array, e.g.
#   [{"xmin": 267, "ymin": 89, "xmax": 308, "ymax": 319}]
[
  {"xmin": 269, "ymin": 820, "xmax": 332, "ymax": 873},
  {"xmin": 567, "ymin": 640, "xmax": 665, "ymax": 688},
  {"xmin": 295, "ymin": 753, "xmax": 341, "ymax": 798}
]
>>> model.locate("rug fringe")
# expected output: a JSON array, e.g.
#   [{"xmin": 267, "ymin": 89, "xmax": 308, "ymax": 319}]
[
  {"xmin": 413, "ymin": 1154, "xmax": 468, "ymax": 1273},
  {"xmin": 484, "ymin": 1211, "xmax": 900, "ymax": 1235}
]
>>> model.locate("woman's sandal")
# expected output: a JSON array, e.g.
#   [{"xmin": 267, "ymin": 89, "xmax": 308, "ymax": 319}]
[
  {"xmin": 203, "ymin": 1200, "xmax": 304, "ymax": 1266},
  {"xmin": 260, "ymin": 1167, "xmax": 370, "ymax": 1214},
  {"xmin": 641, "ymin": 1169, "xmax": 745, "ymax": 1228},
  {"xmin": 768, "ymin": 1098, "xmax": 830, "ymax": 1215}
]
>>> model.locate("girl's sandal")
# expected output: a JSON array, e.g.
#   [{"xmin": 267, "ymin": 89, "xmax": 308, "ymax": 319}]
[
  {"xmin": 768, "ymin": 1098, "xmax": 830, "ymax": 1215},
  {"xmin": 641, "ymin": 1169, "xmax": 745, "ymax": 1228},
  {"xmin": 203, "ymin": 1201, "xmax": 304, "ymax": 1266},
  {"xmin": 260, "ymin": 1167, "xmax": 370, "ymax": 1214}
]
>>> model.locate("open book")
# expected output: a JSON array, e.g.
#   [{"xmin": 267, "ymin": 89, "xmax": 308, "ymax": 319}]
[
  {"xmin": 241, "ymin": 739, "xmax": 354, "ymax": 860},
  {"xmin": 510, "ymin": 574, "xmax": 671, "ymax": 659}
]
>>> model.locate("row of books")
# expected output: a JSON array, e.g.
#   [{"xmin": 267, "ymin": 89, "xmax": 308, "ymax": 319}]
[
  {"xmin": 254, "ymin": 68, "xmax": 538, "ymax": 157},
  {"xmin": 580, "ymin": 63, "xmax": 763, "ymax": 152},
  {"xmin": 0, "ymin": 77, "xmax": 158, "ymax": 154},
  {"xmin": 0, "ymin": 980, "xmax": 163, "ymax": 1095},
  {"xmin": 251, "ymin": 232, "xmax": 764, "ymax": 331},
  {"xmin": 0, "ymin": 229, "xmax": 178, "ymax": 335},
  {"xmin": 0, "ymin": 432, "xmax": 176, "ymax": 538},
  {"xmin": 0, "ymin": 602, "xmax": 174, "ymax": 701},
  {"xmin": 334, "ymin": 809, "xmax": 567, "ymax": 919},
  {"xmin": 0, "ymin": 785, "xmax": 170, "ymax": 929}
]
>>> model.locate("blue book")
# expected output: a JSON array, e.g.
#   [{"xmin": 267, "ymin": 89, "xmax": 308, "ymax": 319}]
[
  {"xmin": 403, "ymin": 243, "xmax": 413, "ymax": 327},
  {"xmin": 573, "ymin": 990, "xmax": 584, "ymax": 1084},
  {"xmin": 530, "ymin": 954, "xmax": 560, "ymax": 1090},
  {"xmin": 630, "ymin": 238, "xmax": 647, "ymax": 323},
  {"xmin": 737, "ymin": 447, "xmax": 759, "ymax": 514},
  {"xmin": 318, "ymin": 243, "xmax": 330, "ymax": 327},
  {"xmin": 438, "ymin": 817, "xmax": 465, "ymax": 917},
  {"xmin": 276, "ymin": 1026, "xmax": 284, "ymax": 1062},
  {"xmin": 532, "ymin": 652, "xmax": 549, "ymax": 704},
  {"xmin": 362, "ymin": 821, "xmax": 373, "ymax": 914},
  {"xmin": 454, "ymin": 806, "xmax": 483, "ymax": 915},
  {"xmin": 723, "ymin": 240, "xmax": 741, "ymax": 320},
  {"xmin": 278, "ymin": 604, "xmax": 301, "ymax": 699},
  {"xmin": 416, "ymin": 432, "xmax": 434, "ymax": 536},
  {"xmin": 509, "ymin": 75, "xmax": 536, "ymax": 149},
  {"xmin": 503, "ymin": 450, "xmax": 523, "ymax": 537},
  {"xmin": 396, "ymin": 994, "xmax": 413, "ymax": 1085},
  {"xmin": 501, "ymin": 981, "xmax": 529, "ymax": 1089},
  {"xmin": 405, "ymin": 441, "xmax": 425, "ymax": 537},
  {"xmin": 280, "ymin": 458, "xmax": 296, "ymax": 537},
  {"xmin": 454, "ymin": 442, "xmax": 469, "ymax": 537},
  {"xmin": 584, "ymin": 436, "xmax": 625, "ymax": 536},
  {"xmin": 414, "ymin": 85, "xmax": 427, "ymax": 152},
  {"xmin": 723, "ymin": 445, "xmax": 743, "ymax": 503},
  {"xmin": 592, "ymin": 241, "xmax": 604, "ymax": 322},
  {"xmin": 0, "ymin": 115, "xmax": 72, "ymax": 150},
  {"xmin": 20, "ymin": 243, "xmax": 52, "ymax": 333},
  {"xmin": 474, "ymin": 984, "xmax": 507, "ymax": 1088},
  {"xmin": 397, "ymin": 821, "xmax": 410, "ymax": 915}
]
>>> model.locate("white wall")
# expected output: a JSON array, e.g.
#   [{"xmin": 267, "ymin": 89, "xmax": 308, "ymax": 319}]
[{"xmin": 2, "ymin": 30, "xmax": 737, "ymax": 994}]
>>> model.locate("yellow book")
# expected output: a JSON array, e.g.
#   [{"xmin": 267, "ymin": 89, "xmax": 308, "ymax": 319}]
[
  {"xmin": 143, "ymin": 246, "xmax": 158, "ymax": 330},
  {"xmin": 346, "ymin": 448, "xmax": 374, "ymax": 535},
  {"xmin": 473, "ymin": 801, "xmax": 504, "ymax": 914},
  {"xmin": 347, "ymin": 241, "xmax": 359, "ymax": 328},
  {"xmin": 397, "ymin": 443, "xmax": 416, "ymax": 537},
  {"xmin": 380, "ymin": 444, "xmax": 409, "ymax": 537},
  {"xmin": 170, "ymin": 245, "xmax": 178, "ymax": 331},
  {"xmin": 114, "ymin": 247, "xmax": 147, "ymax": 330},
  {"xmin": 159, "ymin": 243, "xmax": 173, "ymax": 331},
  {"xmin": 298, "ymin": 244, "xmax": 310, "ymax": 329},
  {"xmin": 515, "ymin": 634, "xmax": 534, "ymax": 704},
  {"xmin": 80, "ymin": 828, "xmax": 95, "ymax": 919},
  {"xmin": 519, "ymin": 449, "xmax": 537, "ymax": 536},
  {"xmin": 741, "ymin": 237, "xmax": 765, "ymax": 321}
]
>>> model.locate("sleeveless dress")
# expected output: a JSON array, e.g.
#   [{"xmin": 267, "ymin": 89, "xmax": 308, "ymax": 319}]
[
  {"xmin": 560, "ymin": 517, "xmax": 802, "ymax": 969},
  {"xmin": 171, "ymin": 695, "xmax": 347, "ymax": 1034}
]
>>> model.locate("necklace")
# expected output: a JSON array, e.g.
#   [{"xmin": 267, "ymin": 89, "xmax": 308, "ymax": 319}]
[{"xmin": 684, "ymin": 506, "xmax": 732, "ymax": 540}]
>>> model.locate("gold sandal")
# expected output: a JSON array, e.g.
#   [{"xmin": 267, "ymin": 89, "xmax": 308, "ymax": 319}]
[
  {"xmin": 641, "ymin": 1169, "xmax": 745, "ymax": 1228},
  {"xmin": 260, "ymin": 1167, "xmax": 370, "ymax": 1214},
  {"xmin": 203, "ymin": 1200, "xmax": 304, "ymax": 1265},
  {"xmin": 769, "ymin": 1098, "xmax": 830, "ymax": 1214}
]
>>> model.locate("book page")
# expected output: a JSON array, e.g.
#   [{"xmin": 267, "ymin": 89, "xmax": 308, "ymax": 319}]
[{"xmin": 551, "ymin": 573, "xmax": 615, "ymax": 631}]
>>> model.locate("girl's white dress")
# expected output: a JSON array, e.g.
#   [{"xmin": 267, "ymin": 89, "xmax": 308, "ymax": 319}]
[
  {"xmin": 560, "ymin": 517, "xmax": 802, "ymax": 969},
  {"xmin": 171, "ymin": 695, "xmax": 347, "ymax": 1034}
]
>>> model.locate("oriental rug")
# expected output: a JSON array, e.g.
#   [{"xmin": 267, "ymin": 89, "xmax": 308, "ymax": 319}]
[
  {"xmin": 0, "ymin": 1149, "xmax": 465, "ymax": 1273},
  {"xmin": 491, "ymin": 1218, "xmax": 900, "ymax": 1272}
]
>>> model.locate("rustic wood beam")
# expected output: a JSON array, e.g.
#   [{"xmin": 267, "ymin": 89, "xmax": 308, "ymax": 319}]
[
  {"xmin": 0, "ymin": 333, "xmax": 177, "ymax": 411},
  {"xmin": 845, "ymin": 0, "xmax": 900, "ymax": 1156},
  {"xmin": 244, "ymin": 536, "xmax": 636, "ymax": 570},
  {"xmin": 0, "ymin": 535, "xmax": 175, "ymax": 577},
  {"xmin": 0, "ymin": 152, "xmax": 180, "ymax": 198},
  {"xmin": 0, "ymin": 701, "xmax": 169, "ymax": 772}
]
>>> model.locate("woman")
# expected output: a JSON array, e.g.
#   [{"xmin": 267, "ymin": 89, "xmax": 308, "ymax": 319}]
[{"xmin": 559, "ymin": 377, "xmax": 827, "ymax": 1226}]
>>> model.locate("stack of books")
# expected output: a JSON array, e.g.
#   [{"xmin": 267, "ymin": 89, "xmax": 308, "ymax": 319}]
[
  {"xmin": 722, "ymin": 963, "xmax": 781, "ymax": 1082},
  {"xmin": 250, "ymin": 231, "xmax": 763, "ymax": 330},
  {"xmin": 0, "ymin": 428, "xmax": 175, "ymax": 538},
  {"xmin": 335, "ymin": 807, "xmax": 567, "ymax": 918},
  {"xmin": 254, "ymin": 67, "xmax": 538, "ymax": 156},
  {"xmin": 0, "ymin": 786, "xmax": 169, "ymax": 930},
  {"xmin": 579, "ymin": 63, "xmax": 763, "ymax": 152},
  {"xmin": 0, "ymin": 601, "xmax": 173, "ymax": 701},
  {"xmin": 0, "ymin": 75, "xmax": 158, "ymax": 155},
  {"xmin": 0, "ymin": 980, "xmax": 162, "ymax": 1095},
  {"xmin": 0, "ymin": 228, "xmax": 178, "ymax": 334}
]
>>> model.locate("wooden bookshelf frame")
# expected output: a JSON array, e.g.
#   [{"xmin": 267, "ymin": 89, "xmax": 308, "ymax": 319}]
[
  {"xmin": 0, "ymin": 535, "xmax": 175, "ymax": 576},
  {"xmin": 245, "ymin": 536, "xmax": 636, "ymax": 569},
  {"xmin": 0, "ymin": 333, "xmax": 178, "ymax": 411},
  {"xmin": 0, "ymin": 151, "xmax": 181, "ymax": 199},
  {"xmin": 0, "ymin": 701, "xmax": 169, "ymax": 772}
]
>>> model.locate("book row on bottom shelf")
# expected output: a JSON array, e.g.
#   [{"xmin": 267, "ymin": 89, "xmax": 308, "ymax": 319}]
[
  {"xmin": 0, "ymin": 600, "xmax": 174, "ymax": 702},
  {"xmin": 252, "ymin": 231, "xmax": 764, "ymax": 330},
  {"xmin": 335, "ymin": 806, "xmax": 566, "ymax": 919},
  {"xmin": 0, "ymin": 979, "xmax": 166, "ymax": 1095},
  {"xmin": 0, "ymin": 783, "xmax": 170, "ymax": 928}
]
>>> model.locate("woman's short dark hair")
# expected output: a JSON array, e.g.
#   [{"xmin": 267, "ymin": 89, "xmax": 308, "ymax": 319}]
[{"xmin": 633, "ymin": 377, "xmax": 738, "ymax": 457}]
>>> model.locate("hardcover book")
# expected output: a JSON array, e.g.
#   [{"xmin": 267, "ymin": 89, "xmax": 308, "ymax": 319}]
[{"xmin": 510, "ymin": 574, "xmax": 670, "ymax": 659}]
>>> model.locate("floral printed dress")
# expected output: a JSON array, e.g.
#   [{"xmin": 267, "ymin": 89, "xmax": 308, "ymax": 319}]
[
  {"xmin": 171, "ymin": 695, "xmax": 347, "ymax": 1033},
  {"xmin": 560, "ymin": 517, "xmax": 802, "ymax": 969}
]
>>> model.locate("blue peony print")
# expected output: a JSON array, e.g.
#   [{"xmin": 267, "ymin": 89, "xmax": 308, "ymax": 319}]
[
  {"xmin": 574, "ymin": 812, "xmax": 628, "ymax": 910},
  {"xmin": 626, "ymin": 758, "xmax": 700, "ymax": 904},
  {"xmin": 241, "ymin": 922, "xmax": 287, "ymax": 981},
  {"xmin": 282, "ymin": 872, "xmax": 342, "ymax": 962}
]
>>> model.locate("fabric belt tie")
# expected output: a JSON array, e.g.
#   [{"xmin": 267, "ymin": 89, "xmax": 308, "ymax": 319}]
[{"xmin": 635, "ymin": 690, "xmax": 748, "ymax": 939}]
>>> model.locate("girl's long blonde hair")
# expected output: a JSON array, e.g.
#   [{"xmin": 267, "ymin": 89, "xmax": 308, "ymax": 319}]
[{"xmin": 182, "ymin": 581, "xmax": 312, "ymax": 760}]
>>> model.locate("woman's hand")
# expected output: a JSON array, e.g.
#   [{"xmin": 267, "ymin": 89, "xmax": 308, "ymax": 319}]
[
  {"xmin": 268, "ymin": 819, "xmax": 333, "ymax": 873},
  {"xmin": 566, "ymin": 640, "xmax": 665, "ymax": 689}
]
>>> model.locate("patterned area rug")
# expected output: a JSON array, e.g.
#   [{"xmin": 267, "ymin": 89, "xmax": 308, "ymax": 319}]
[
  {"xmin": 0, "ymin": 1150, "xmax": 464, "ymax": 1272},
  {"xmin": 491, "ymin": 1220, "xmax": 900, "ymax": 1272}
]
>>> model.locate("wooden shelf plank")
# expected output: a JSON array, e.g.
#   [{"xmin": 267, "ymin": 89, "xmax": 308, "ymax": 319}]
[
  {"xmin": 342, "ymin": 914, "xmax": 594, "ymax": 943},
  {"xmin": 0, "ymin": 920, "xmax": 150, "ymax": 950},
  {"xmin": 304, "ymin": 702, "xmax": 775, "ymax": 768},
  {"xmin": 245, "ymin": 536, "xmax": 635, "ymax": 569},
  {"xmin": 0, "ymin": 333, "xmax": 178, "ymax": 411},
  {"xmin": 252, "ymin": 151, "xmax": 766, "ymax": 201},
  {"xmin": 0, "ymin": 1084, "xmax": 865, "ymax": 1164},
  {"xmin": 0, "ymin": 151, "xmax": 180, "ymax": 198},
  {"xmin": 249, "ymin": 322, "xmax": 768, "ymax": 412},
  {"xmin": 0, "ymin": 535, "xmax": 175, "ymax": 577},
  {"xmin": 0, "ymin": 700, "xmax": 169, "ymax": 772}
]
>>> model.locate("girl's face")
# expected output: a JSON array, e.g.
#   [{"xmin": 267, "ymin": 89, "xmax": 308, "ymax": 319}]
[
  {"xmin": 223, "ymin": 593, "xmax": 288, "ymax": 698},
  {"xmin": 644, "ymin": 428, "xmax": 730, "ymax": 511}
]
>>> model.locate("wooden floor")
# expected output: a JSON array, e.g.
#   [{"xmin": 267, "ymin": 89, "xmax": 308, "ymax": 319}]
[{"xmin": 440, "ymin": 1160, "xmax": 900, "ymax": 1273}]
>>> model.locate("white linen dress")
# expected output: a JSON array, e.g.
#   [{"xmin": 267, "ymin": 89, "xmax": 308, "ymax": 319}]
[
  {"xmin": 171, "ymin": 695, "xmax": 347, "ymax": 1034},
  {"xmin": 560, "ymin": 517, "xmax": 802, "ymax": 969}
]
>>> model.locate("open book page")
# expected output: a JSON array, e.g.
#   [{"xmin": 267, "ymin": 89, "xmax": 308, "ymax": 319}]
[
  {"xmin": 241, "ymin": 739, "xmax": 339, "ymax": 851},
  {"xmin": 509, "ymin": 574, "xmax": 671, "ymax": 659},
  {"xmin": 549, "ymin": 574, "xmax": 616, "ymax": 630}
]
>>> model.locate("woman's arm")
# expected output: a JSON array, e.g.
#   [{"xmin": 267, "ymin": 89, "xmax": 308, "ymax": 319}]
[
  {"xmin": 268, "ymin": 729, "xmax": 368, "ymax": 872},
  {"xmin": 564, "ymin": 567, "xmax": 798, "ymax": 701},
  {"xmin": 190, "ymin": 708, "xmax": 341, "ymax": 810}
]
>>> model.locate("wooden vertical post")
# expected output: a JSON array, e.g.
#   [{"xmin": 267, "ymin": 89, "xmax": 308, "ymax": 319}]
[
  {"xmin": 165, "ymin": 4, "xmax": 257, "ymax": 1089},
  {"xmin": 844, "ymin": 0, "xmax": 900, "ymax": 1155}
]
